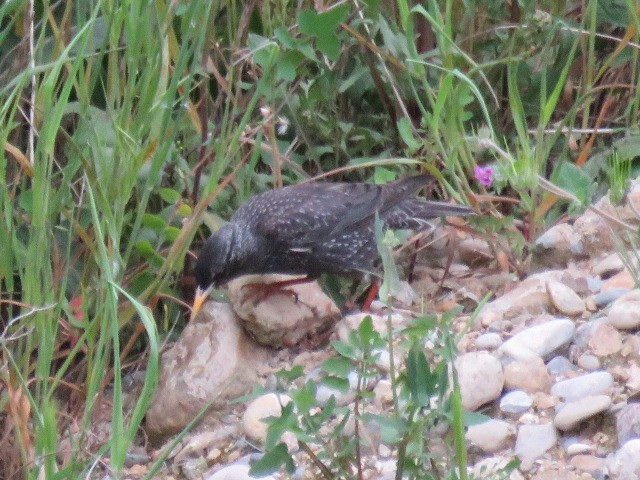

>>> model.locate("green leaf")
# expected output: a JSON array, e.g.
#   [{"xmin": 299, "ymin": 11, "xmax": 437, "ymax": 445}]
[
  {"xmin": 135, "ymin": 240, "xmax": 164, "ymax": 268},
  {"xmin": 158, "ymin": 187, "xmax": 181, "ymax": 204},
  {"xmin": 164, "ymin": 225, "xmax": 181, "ymax": 241},
  {"xmin": 406, "ymin": 343, "xmax": 432, "ymax": 407},
  {"xmin": 142, "ymin": 213, "xmax": 166, "ymax": 232},
  {"xmin": 397, "ymin": 117, "xmax": 420, "ymax": 151},
  {"xmin": 553, "ymin": 162, "xmax": 593, "ymax": 205},
  {"xmin": 249, "ymin": 442, "xmax": 295, "ymax": 476},
  {"xmin": 332, "ymin": 339, "xmax": 357, "ymax": 359},
  {"xmin": 248, "ymin": 33, "xmax": 278, "ymax": 68},
  {"xmin": 292, "ymin": 381, "xmax": 317, "ymax": 414},
  {"xmin": 265, "ymin": 402, "xmax": 297, "ymax": 448},
  {"xmin": 321, "ymin": 375, "xmax": 350, "ymax": 393},
  {"xmin": 357, "ymin": 314, "xmax": 376, "ymax": 346},
  {"xmin": 322, "ymin": 357, "xmax": 353, "ymax": 378},
  {"xmin": 176, "ymin": 203, "xmax": 192, "ymax": 217},
  {"xmin": 297, "ymin": 5, "xmax": 350, "ymax": 61}
]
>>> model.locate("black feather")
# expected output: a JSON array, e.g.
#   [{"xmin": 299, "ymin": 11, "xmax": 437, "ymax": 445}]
[{"xmin": 194, "ymin": 175, "xmax": 473, "ymax": 289}]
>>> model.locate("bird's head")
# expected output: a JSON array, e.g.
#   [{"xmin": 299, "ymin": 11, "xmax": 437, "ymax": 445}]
[{"xmin": 191, "ymin": 224, "xmax": 235, "ymax": 319}]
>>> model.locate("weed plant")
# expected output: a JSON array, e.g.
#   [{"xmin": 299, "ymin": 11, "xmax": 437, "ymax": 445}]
[{"xmin": 1, "ymin": 0, "xmax": 639, "ymax": 478}]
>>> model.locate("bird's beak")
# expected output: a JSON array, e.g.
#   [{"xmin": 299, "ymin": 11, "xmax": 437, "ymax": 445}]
[{"xmin": 191, "ymin": 285, "xmax": 213, "ymax": 320}]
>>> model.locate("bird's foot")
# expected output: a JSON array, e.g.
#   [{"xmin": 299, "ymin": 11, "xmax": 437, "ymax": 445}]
[{"xmin": 240, "ymin": 277, "xmax": 312, "ymax": 306}]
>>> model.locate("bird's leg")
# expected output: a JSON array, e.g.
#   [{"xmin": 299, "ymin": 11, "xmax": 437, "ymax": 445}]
[
  {"xmin": 361, "ymin": 280, "xmax": 380, "ymax": 312},
  {"xmin": 241, "ymin": 276, "xmax": 315, "ymax": 305}
]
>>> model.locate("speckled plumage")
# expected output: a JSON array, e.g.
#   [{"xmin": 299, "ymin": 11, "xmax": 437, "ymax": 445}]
[{"xmin": 194, "ymin": 174, "xmax": 472, "ymax": 290}]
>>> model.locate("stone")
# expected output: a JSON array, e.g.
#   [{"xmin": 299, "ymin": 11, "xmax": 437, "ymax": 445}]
[
  {"xmin": 616, "ymin": 403, "xmax": 640, "ymax": 446},
  {"xmin": 587, "ymin": 322, "xmax": 622, "ymax": 356},
  {"xmin": 546, "ymin": 356, "xmax": 577, "ymax": 376},
  {"xmin": 242, "ymin": 393, "xmax": 292, "ymax": 444},
  {"xmin": 500, "ymin": 390, "xmax": 533, "ymax": 414},
  {"xmin": 206, "ymin": 464, "xmax": 276, "ymax": 480},
  {"xmin": 475, "ymin": 332, "xmax": 502, "ymax": 350},
  {"xmin": 228, "ymin": 274, "xmax": 341, "ymax": 347},
  {"xmin": 455, "ymin": 351, "xmax": 504, "ymax": 410},
  {"xmin": 499, "ymin": 318, "xmax": 575, "ymax": 360},
  {"xmin": 576, "ymin": 353, "xmax": 600, "ymax": 371},
  {"xmin": 606, "ymin": 439, "xmax": 640, "ymax": 480},
  {"xmin": 607, "ymin": 289, "xmax": 640, "ymax": 330},
  {"xmin": 146, "ymin": 302, "xmax": 270, "ymax": 440},
  {"xmin": 458, "ymin": 238, "xmax": 493, "ymax": 266},
  {"xmin": 503, "ymin": 356, "xmax": 551, "ymax": 393},
  {"xmin": 591, "ymin": 252, "xmax": 626, "ymax": 277},
  {"xmin": 553, "ymin": 395, "xmax": 612, "ymax": 431},
  {"xmin": 601, "ymin": 269, "xmax": 635, "ymax": 291},
  {"xmin": 514, "ymin": 423, "xmax": 557, "ymax": 470},
  {"xmin": 534, "ymin": 223, "xmax": 583, "ymax": 265},
  {"xmin": 591, "ymin": 287, "xmax": 630, "ymax": 307},
  {"xmin": 550, "ymin": 371, "xmax": 614, "ymax": 401},
  {"xmin": 476, "ymin": 277, "xmax": 550, "ymax": 326},
  {"xmin": 546, "ymin": 280, "xmax": 585, "ymax": 316},
  {"xmin": 569, "ymin": 454, "xmax": 605, "ymax": 474},
  {"xmin": 466, "ymin": 419, "xmax": 513, "ymax": 453}
]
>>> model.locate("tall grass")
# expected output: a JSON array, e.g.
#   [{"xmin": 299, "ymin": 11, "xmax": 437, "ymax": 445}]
[{"xmin": 1, "ymin": 0, "xmax": 639, "ymax": 478}]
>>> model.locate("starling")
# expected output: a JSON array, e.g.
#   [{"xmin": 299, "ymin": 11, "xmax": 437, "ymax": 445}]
[{"xmin": 191, "ymin": 174, "xmax": 473, "ymax": 317}]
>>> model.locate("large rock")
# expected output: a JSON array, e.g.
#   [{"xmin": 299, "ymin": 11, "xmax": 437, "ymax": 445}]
[
  {"xmin": 228, "ymin": 274, "xmax": 341, "ymax": 347},
  {"xmin": 455, "ymin": 351, "xmax": 504, "ymax": 410},
  {"xmin": 146, "ymin": 302, "xmax": 270, "ymax": 440}
]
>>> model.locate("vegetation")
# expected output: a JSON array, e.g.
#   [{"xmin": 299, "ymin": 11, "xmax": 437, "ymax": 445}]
[{"xmin": 1, "ymin": 0, "xmax": 638, "ymax": 478}]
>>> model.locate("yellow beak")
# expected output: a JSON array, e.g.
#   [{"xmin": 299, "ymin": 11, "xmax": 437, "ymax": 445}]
[{"xmin": 191, "ymin": 285, "xmax": 213, "ymax": 320}]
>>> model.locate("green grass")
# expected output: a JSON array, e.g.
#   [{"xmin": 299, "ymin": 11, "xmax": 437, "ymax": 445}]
[{"xmin": 1, "ymin": 0, "xmax": 639, "ymax": 478}]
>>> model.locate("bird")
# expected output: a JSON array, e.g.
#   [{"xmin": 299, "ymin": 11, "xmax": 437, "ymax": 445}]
[{"xmin": 191, "ymin": 174, "xmax": 473, "ymax": 318}]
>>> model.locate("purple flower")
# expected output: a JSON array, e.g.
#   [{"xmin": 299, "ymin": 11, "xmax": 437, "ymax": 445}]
[{"xmin": 474, "ymin": 165, "xmax": 494, "ymax": 186}]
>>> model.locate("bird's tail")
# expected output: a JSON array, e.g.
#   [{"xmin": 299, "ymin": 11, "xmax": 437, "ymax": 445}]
[{"xmin": 385, "ymin": 198, "xmax": 474, "ymax": 230}]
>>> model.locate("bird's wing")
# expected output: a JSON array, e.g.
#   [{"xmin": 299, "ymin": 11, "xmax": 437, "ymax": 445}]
[{"xmin": 252, "ymin": 176, "xmax": 429, "ymax": 248}]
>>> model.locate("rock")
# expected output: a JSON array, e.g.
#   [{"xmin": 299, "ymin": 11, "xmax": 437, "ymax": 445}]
[
  {"xmin": 206, "ymin": 464, "xmax": 276, "ymax": 480},
  {"xmin": 591, "ymin": 287, "xmax": 630, "ymax": 307},
  {"xmin": 607, "ymin": 289, "xmax": 640, "ymax": 330},
  {"xmin": 146, "ymin": 302, "xmax": 269, "ymax": 439},
  {"xmin": 606, "ymin": 439, "xmax": 640, "ymax": 480},
  {"xmin": 514, "ymin": 423, "xmax": 557, "ymax": 470},
  {"xmin": 228, "ymin": 274, "xmax": 341, "ymax": 347},
  {"xmin": 499, "ymin": 319, "xmax": 575, "ymax": 360},
  {"xmin": 591, "ymin": 252, "xmax": 626, "ymax": 277},
  {"xmin": 550, "ymin": 371, "xmax": 614, "ymax": 401},
  {"xmin": 458, "ymin": 238, "xmax": 493, "ymax": 266},
  {"xmin": 466, "ymin": 419, "xmax": 513, "ymax": 453},
  {"xmin": 503, "ymin": 356, "xmax": 551, "ymax": 393},
  {"xmin": 572, "ymin": 206, "xmax": 615, "ymax": 256},
  {"xmin": 616, "ymin": 403, "xmax": 640, "ymax": 446},
  {"xmin": 529, "ymin": 467, "xmax": 584, "ymax": 480},
  {"xmin": 546, "ymin": 280, "xmax": 585, "ymax": 316},
  {"xmin": 174, "ymin": 431, "xmax": 221, "ymax": 463},
  {"xmin": 576, "ymin": 353, "xmax": 600, "ymax": 371},
  {"xmin": 242, "ymin": 393, "xmax": 292, "ymax": 444},
  {"xmin": 546, "ymin": 356, "xmax": 577, "ymax": 376},
  {"xmin": 565, "ymin": 442, "xmax": 592, "ymax": 455},
  {"xmin": 373, "ymin": 380, "xmax": 393, "ymax": 409},
  {"xmin": 472, "ymin": 457, "xmax": 525, "ymax": 479},
  {"xmin": 587, "ymin": 322, "xmax": 622, "ymax": 356},
  {"xmin": 553, "ymin": 395, "xmax": 612, "ymax": 431},
  {"xmin": 534, "ymin": 223, "xmax": 583, "ymax": 265},
  {"xmin": 500, "ymin": 390, "xmax": 532, "ymax": 414},
  {"xmin": 569, "ymin": 454, "xmax": 605, "ymax": 474},
  {"xmin": 476, "ymin": 277, "xmax": 550, "ymax": 326},
  {"xmin": 475, "ymin": 332, "xmax": 502, "ymax": 350},
  {"xmin": 455, "ymin": 352, "xmax": 504, "ymax": 410},
  {"xmin": 601, "ymin": 269, "xmax": 635, "ymax": 291},
  {"xmin": 182, "ymin": 457, "xmax": 209, "ymax": 479}
]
